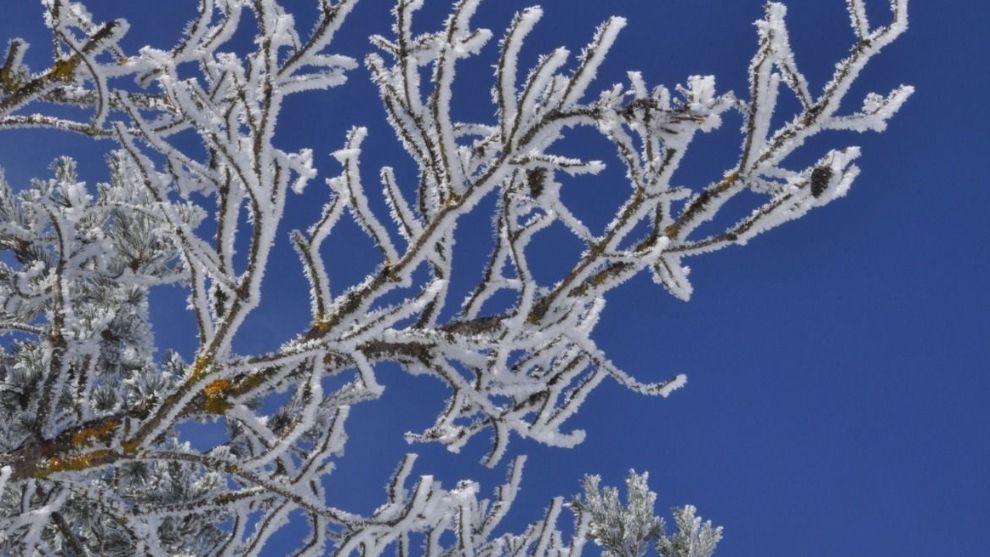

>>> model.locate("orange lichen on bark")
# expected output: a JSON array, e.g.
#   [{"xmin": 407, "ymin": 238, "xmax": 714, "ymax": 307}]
[
  {"xmin": 238, "ymin": 373, "xmax": 266, "ymax": 391},
  {"xmin": 204, "ymin": 378, "xmax": 233, "ymax": 399},
  {"xmin": 187, "ymin": 356, "xmax": 212, "ymax": 383},
  {"xmin": 70, "ymin": 418, "xmax": 120, "ymax": 447},
  {"xmin": 203, "ymin": 397, "xmax": 231, "ymax": 414},
  {"xmin": 50, "ymin": 58, "xmax": 79, "ymax": 81},
  {"xmin": 35, "ymin": 449, "xmax": 115, "ymax": 478},
  {"xmin": 121, "ymin": 438, "xmax": 140, "ymax": 455},
  {"xmin": 203, "ymin": 377, "xmax": 233, "ymax": 414},
  {"xmin": 201, "ymin": 373, "xmax": 268, "ymax": 415}
]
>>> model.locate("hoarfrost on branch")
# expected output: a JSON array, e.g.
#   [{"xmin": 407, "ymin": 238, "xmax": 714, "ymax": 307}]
[{"xmin": 0, "ymin": 0, "xmax": 909, "ymax": 554}]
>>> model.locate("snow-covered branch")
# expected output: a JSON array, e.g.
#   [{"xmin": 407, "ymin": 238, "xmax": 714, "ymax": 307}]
[{"xmin": 0, "ymin": 0, "xmax": 910, "ymax": 554}]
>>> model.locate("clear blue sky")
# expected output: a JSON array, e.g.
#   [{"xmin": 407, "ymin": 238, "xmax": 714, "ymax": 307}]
[{"xmin": 1, "ymin": 1, "xmax": 987, "ymax": 555}]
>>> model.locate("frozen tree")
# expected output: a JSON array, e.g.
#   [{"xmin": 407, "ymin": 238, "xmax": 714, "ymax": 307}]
[{"xmin": 0, "ymin": 0, "xmax": 909, "ymax": 554}]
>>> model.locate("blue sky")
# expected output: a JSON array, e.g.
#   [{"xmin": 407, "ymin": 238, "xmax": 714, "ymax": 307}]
[{"xmin": 1, "ymin": 0, "xmax": 987, "ymax": 555}]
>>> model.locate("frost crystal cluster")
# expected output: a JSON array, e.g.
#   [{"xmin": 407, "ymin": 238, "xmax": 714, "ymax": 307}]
[
  {"xmin": 0, "ymin": 0, "xmax": 909, "ymax": 554},
  {"xmin": 574, "ymin": 471, "xmax": 721, "ymax": 557}
]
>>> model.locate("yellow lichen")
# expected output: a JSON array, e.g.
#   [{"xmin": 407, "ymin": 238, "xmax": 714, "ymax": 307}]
[
  {"xmin": 200, "ymin": 373, "xmax": 267, "ymax": 415},
  {"xmin": 35, "ymin": 449, "xmax": 114, "ymax": 478},
  {"xmin": 70, "ymin": 419, "xmax": 120, "ymax": 448},
  {"xmin": 50, "ymin": 58, "xmax": 79, "ymax": 82},
  {"xmin": 238, "ymin": 373, "xmax": 265, "ymax": 391},
  {"xmin": 121, "ymin": 439, "xmax": 140, "ymax": 455},
  {"xmin": 0, "ymin": 71, "xmax": 21, "ymax": 92},
  {"xmin": 202, "ymin": 377, "xmax": 233, "ymax": 415},
  {"xmin": 203, "ymin": 396, "xmax": 231, "ymax": 414},
  {"xmin": 203, "ymin": 378, "xmax": 233, "ymax": 399},
  {"xmin": 188, "ymin": 356, "xmax": 212, "ymax": 383}
]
